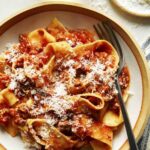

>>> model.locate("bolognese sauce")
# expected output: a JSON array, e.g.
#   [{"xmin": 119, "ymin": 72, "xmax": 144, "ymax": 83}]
[{"xmin": 0, "ymin": 18, "xmax": 130, "ymax": 150}]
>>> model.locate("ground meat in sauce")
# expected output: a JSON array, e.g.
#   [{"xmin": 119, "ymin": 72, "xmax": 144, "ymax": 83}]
[
  {"xmin": 0, "ymin": 73, "xmax": 10, "ymax": 89},
  {"xmin": 0, "ymin": 24, "xmax": 130, "ymax": 150},
  {"xmin": 119, "ymin": 67, "xmax": 130, "ymax": 91},
  {"xmin": 49, "ymin": 28, "xmax": 94, "ymax": 47}
]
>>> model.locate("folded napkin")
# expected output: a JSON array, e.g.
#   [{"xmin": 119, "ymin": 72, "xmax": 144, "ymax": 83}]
[{"xmin": 138, "ymin": 37, "xmax": 150, "ymax": 150}]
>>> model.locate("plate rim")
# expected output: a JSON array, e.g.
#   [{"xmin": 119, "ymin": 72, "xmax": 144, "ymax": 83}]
[
  {"xmin": 0, "ymin": 1, "xmax": 150, "ymax": 150},
  {"xmin": 111, "ymin": 0, "xmax": 150, "ymax": 18}
]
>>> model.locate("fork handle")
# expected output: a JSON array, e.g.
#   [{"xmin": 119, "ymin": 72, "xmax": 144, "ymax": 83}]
[{"xmin": 115, "ymin": 78, "xmax": 139, "ymax": 150}]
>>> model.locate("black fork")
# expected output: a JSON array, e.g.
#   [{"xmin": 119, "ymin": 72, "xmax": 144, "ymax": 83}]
[{"xmin": 94, "ymin": 22, "xmax": 139, "ymax": 150}]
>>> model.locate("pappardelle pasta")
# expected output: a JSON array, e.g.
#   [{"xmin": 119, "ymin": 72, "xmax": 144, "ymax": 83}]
[{"xmin": 0, "ymin": 18, "xmax": 130, "ymax": 150}]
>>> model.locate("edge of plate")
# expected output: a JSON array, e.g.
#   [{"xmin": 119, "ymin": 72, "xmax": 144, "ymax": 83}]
[
  {"xmin": 0, "ymin": 1, "xmax": 149, "ymax": 150},
  {"xmin": 111, "ymin": 0, "xmax": 150, "ymax": 18}
]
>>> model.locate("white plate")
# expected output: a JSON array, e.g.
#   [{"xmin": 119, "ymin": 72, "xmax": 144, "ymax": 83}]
[
  {"xmin": 112, "ymin": 0, "xmax": 150, "ymax": 17},
  {"xmin": 0, "ymin": 6, "xmax": 146, "ymax": 150}
]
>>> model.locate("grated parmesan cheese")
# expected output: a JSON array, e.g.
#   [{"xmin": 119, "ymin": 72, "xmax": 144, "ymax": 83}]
[
  {"xmin": 41, "ymin": 96, "xmax": 73, "ymax": 117},
  {"xmin": 86, "ymin": 118, "xmax": 93, "ymax": 127},
  {"xmin": 113, "ymin": 87, "xmax": 118, "ymax": 94},
  {"xmin": 31, "ymin": 107, "xmax": 45, "ymax": 116},
  {"xmin": 5, "ymin": 43, "xmax": 20, "ymax": 63},
  {"xmin": 80, "ymin": 57, "xmax": 118, "ymax": 95},
  {"xmin": 85, "ymin": 59, "xmax": 105, "ymax": 83},
  {"xmin": 66, "ymin": 39, "xmax": 74, "ymax": 46},
  {"xmin": 9, "ymin": 79, "xmax": 18, "ymax": 90},
  {"xmin": 63, "ymin": 59, "xmax": 75, "ymax": 67},
  {"xmin": 45, "ymin": 115, "xmax": 57, "ymax": 126},
  {"xmin": 31, "ymin": 89, "xmax": 36, "ymax": 95},
  {"xmin": 8, "ymin": 68, "xmax": 26, "ymax": 91},
  {"xmin": 81, "ymin": 58, "xmax": 90, "ymax": 66},
  {"xmin": 34, "ymin": 95, "xmax": 39, "ymax": 101},
  {"xmin": 92, "ymin": 59, "xmax": 105, "ymax": 73},
  {"xmin": 54, "ymin": 82, "xmax": 67, "ymax": 96},
  {"xmin": 37, "ymin": 125, "xmax": 50, "ymax": 139},
  {"xmin": 15, "ymin": 68, "xmax": 26, "ymax": 81},
  {"xmin": 24, "ymin": 65, "xmax": 37, "ymax": 78},
  {"xmin": 68, "ymin": 66, "xmax": 76, "ymax": 78}
]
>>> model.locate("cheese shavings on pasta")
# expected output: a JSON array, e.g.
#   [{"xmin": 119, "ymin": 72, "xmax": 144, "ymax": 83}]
[{"xmin": 0, "ymin": 18, "xmax": 130, "ymax": 150}]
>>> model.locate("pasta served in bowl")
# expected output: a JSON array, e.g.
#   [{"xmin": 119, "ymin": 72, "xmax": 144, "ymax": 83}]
[{"xmin": 0, "ymin": 18, "xmax": 130, "ymax": 150}]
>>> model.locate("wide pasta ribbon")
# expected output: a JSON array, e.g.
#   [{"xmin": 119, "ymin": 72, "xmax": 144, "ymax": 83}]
[
  {"xmin": 42, "ymin": 41, "xmax": 73, "ymax": 75},
  {"xmin": 43, "ymin": 41, "xmax": 73, "ymax": 56},
  {"xmin": 0, "ymin": 88, "xmax": 18, "ymax": 106},
  {"xmin": 28, "ymin": 28, "xmax": 56, "ymax": 47},
  {"xmin": 47, "ymin": 18, "xmax": 69, "ymax": 33},
  {"xmin": 71, "ymin": 114, "xmax": 113, "ymax": 150},
  {"xmin": 26, "ymin": 119, "xmax": 76, "ymax": 150},
  {"xmin": 77, "ymin": 93, "xmax": 105, "ymax": 110},
  {"xmin": 89, "ymin": 123, "xmax": 113, "ymax": 150},
  {"xmin": 73, "ymin": 40, "xmax": 119, "ymax": 68},
  {"xmin": 0, "ymin": 89, "xmax": 18, "ymax": 136},
  {"xmin": 102, "ymin": 95, "xmax": 129, "ymax": 127}
]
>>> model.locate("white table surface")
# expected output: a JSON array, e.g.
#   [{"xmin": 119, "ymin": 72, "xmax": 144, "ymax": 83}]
[{"xmin": 0, "ymin": 0, "xmax": 150, "ymax": 48}]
